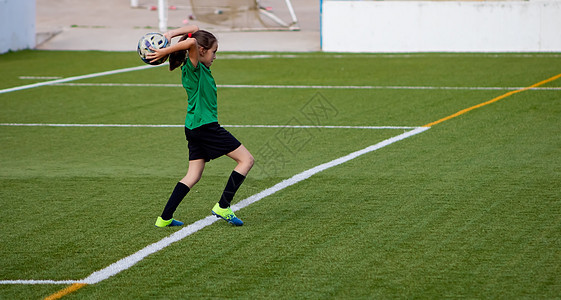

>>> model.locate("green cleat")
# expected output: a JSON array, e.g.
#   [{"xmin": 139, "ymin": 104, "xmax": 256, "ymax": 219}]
[
  {"xmin": 155, "ymin": 216, "xmax": 184, "ymax": 228},
  {"xmin": 211, "ymin": 203, "xmax": 243, "ymax": 226}
]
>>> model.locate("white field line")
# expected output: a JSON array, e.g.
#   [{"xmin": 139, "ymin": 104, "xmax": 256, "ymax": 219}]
[
  {"xmin": 46, "ymin": 82, "xmax": 561, "ymax": 91},
  {"xmin": 14, "ymin": 54, "xmax": 561, "ymax": 67},
  {"xmin": 217, "ymin": 54, "xmax": 561, "ymax": 59},
  {"xmin": 8, "ymin": 53, "xmax": 560, "ymax": 93},
  {"xmin": 219, "ymin": 85, "xmax": 561, "ymax": 91},
  {"xmin": 0, "ymin": 64, "xmax": 163, "ymax": 95},
  {"xmin": 0, "ymin": 280, "xmax": 82, "ymax": 285},
  {"xmin": 0, "ymin": 126, "xmax": 430, "ymax": 285},
  {"xmin": 19, "ymin": 76, "xmax": 63, "ymax": 80},
  {"xmin": 0, "ymin": 123, "xmax": 418, "ymax": 130}
]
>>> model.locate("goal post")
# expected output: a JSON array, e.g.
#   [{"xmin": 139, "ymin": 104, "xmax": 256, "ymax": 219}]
[
  {"xmin": 158, "ymin": 0, "xmax": 168, "ymax": 32},
  {"xmin": 189, "ymin": 0, "xmax": 299, "ymax": 31},
  {"xmin": 141, "ymin": 0, "xmax": 298, "ymax": 31},
  {"xmin": 130, "ymin": 0, "xmax": 168, "ymax": 31},
  {"xmin": 131, "ymin": 0, "xmax": 299, "ymax": 31}
]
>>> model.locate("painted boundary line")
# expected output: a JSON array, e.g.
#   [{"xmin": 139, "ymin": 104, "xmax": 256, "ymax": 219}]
[
  {"xmin": 424, "ymin": 73, "xmax": 561, "ymax": 127},
  {"xmin": 41, "ymin": 82, "xmax": 561, "ymax": 91},
  {"xmin": 219, "ymin": 54, "xmax": 561, "ymax": 59},
  {"xmin": 2, "ymin": 52, "xmax": 559, "ymax": 95},
  {"xmin": 0, "ymin": 127, "xmax": 430, "ymax": 298},
  {"xmin": 44, "ymin": 283, "xmax": 87, "ymax": 300},
  {"xmin": 0, "ymin": 64, "xmax": 163, "ymax": 95},
  {"xmin": 0, "ymin": 123, "xmax": 417, "ymax": 130},
  {"xmin": 0, "ymin": 280, "xmax": 82, "ymax": 285}
]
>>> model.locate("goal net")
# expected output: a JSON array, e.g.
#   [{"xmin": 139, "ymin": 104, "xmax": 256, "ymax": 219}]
[{"xmin": 189, "ymin": 0, "xmax": 299, "ymax": 31}]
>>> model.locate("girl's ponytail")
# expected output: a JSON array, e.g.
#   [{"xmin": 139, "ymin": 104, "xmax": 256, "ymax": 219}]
[
  {"xmin": 169, "ymin": 34, "xmax": 189, "ymax": 71},
  {"xmin": 169, "ymin": 30, "xmax": 217, "ymax": 71}
]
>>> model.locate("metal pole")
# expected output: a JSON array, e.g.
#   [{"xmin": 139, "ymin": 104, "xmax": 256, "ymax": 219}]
[
  {"xmin": 158, "ymin": 0, "xmax": 168, "ymax": 32},
  {"xmin": 284, "ymin": 0, "xmax": 298, "ymax": 24}
]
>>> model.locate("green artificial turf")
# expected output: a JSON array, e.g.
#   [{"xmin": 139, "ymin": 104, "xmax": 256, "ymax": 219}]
[{"xmin": 1, "ymin": 50, "xmax": 560, "ymax": 299}]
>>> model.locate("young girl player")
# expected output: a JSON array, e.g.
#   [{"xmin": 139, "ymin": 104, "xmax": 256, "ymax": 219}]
[{"xmin": 147, "ymin": 25, "xmax": 254, "ymax": 227}]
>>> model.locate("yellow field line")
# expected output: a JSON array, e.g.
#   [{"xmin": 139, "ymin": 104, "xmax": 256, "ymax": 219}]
[
  {"xmin": 423, "ymin": 73, "xmax": 561, "ymax": 127},
  {"xmin": 44, "ymin": 283, "xmax": 87, "ymax": 300}
]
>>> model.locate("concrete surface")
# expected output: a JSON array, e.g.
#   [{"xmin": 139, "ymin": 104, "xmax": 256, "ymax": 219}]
[{"xmin": 36, "ymin": 0, "xmax": 321, "ymax": 52}]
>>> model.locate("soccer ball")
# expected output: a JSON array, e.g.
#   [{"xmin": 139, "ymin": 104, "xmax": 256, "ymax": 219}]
[{"xmin": 137, "ymin": 32, "xmax": 169, "ymax": 65}]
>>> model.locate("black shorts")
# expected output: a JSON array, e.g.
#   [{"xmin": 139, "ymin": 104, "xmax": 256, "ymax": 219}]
[{"xmin": 185, "ymin": 122, "xmax": 242, "ymax": 162}]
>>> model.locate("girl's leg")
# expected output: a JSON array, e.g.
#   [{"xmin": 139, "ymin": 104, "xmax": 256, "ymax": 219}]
[
  {"xmin": 217, "ymin": 145, "xmax": 254, "ymax": 209},
  {"xmin": 159, "ymin": 159, "xmax": 205, "ymax": 222},
  {"xmin": 226, "ymin": 145, "xmax": 254, "ymax": 176},
  {"xmin": 180, "ymin": 159, "xmax": 206, "ymax": 188}
]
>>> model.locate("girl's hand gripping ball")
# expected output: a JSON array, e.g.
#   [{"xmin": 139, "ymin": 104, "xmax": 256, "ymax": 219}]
[{"xmin": 137, "ymin": 32, "xmax": 170, "ymax": 65}]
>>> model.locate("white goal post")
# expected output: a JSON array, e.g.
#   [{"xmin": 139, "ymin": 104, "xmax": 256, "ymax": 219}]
[{"xmin": 158, "ymin": 0, "xmax": 168, "ymax": 32}]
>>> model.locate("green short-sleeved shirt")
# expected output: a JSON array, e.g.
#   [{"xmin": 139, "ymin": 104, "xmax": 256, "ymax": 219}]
[{"xmin": 181, "ymin": 59, "xmax": 218, "ymax": 130}]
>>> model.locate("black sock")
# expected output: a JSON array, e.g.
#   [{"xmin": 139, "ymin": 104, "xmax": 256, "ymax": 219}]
[
  {"xmin": 161, "ymin": 182, "xmax": 190, "ymax": 220},
  {"xmin": 218, "ymin": 171, "xmax": 246, "ymax": 208}
]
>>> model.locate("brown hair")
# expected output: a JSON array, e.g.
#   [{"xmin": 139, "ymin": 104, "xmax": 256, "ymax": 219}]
[{"xmin": 169, "ymin": 30, "xmax": 218, "ymax": 71}]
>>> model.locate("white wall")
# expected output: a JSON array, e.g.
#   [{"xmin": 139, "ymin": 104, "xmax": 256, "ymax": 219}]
[
  {"xmin": 0, "ymin": 0, "xmax": 36, "ymax": 54},
  {"xmin": 322, "ymin": 0, "xmax": 561, "ymax": 52}
]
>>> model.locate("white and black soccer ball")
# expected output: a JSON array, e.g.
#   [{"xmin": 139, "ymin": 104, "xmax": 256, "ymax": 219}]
[{"xmin": 137, "ymin": 32, "xmax": 169, "ymax": 65}]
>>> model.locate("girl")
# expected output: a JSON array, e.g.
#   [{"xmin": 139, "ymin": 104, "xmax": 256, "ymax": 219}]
[{"xmin": 148, "ymin": 25, "xmax": 254, "ymax": 227}]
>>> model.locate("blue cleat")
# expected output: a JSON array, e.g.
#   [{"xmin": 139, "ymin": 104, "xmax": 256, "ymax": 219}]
[
  {"xmin": 211, "ymin": 203, "xmax": 243, "ymax": 226},
  {"xmin": 155, "ymin": 216, "xmax": 184, "ymax": 227}
]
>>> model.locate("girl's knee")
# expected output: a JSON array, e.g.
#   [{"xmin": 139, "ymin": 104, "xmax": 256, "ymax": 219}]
[
  {"xmin": 246, "ymin": 153, "xmax": 255, "ymax": 168},
  {"xmin": 241, "ymin": 152, "xmax": 254, "ymax": 172},
  {"xmin": 236, "ymin": 153, "xmax": 254, "ymax": 175}
]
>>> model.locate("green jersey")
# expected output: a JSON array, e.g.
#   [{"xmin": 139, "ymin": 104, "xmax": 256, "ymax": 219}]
[{"xmin": 181, "ymin": 59, "xmax": 218, "ymax": 129}]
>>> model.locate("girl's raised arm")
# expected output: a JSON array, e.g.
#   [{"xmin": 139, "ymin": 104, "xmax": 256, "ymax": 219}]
[
  {"xmin": 163, "ymin": 25, "xmax": 199, "ymax": 41},
  {"xmin": 146, "ymin": 26, "xmax": 199, "ymax": 65},
  {"xmin": 145, "ymin": 37, "xmax": 196, "ymax": 64}
]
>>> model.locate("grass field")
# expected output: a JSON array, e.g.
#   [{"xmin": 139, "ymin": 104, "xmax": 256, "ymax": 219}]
[{"xmin": 0, "ymin": 50, "xmax": 560, "ymax": 299}]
